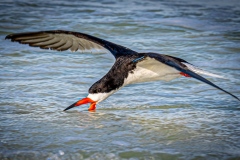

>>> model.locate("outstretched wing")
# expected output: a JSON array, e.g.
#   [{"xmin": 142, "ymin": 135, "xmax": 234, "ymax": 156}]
[
  {"xmin": 145, "ymin": 53, "xmax": 240, "ymax": 101},
  {"xmin": 5, "ymin": 30, "xmax": 137, "ymax": 58}
]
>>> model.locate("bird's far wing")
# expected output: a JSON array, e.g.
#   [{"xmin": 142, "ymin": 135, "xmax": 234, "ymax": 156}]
[
  {"xmin": 134, "ymin": 56, "xmax": 182, "ymax": 82},
  {"xmin": 5, "ymin": 30, "xmax": 137, "ymax": 58},
  {"xmin": 147, "ymin": 53, "xmax": 240, "ymax": 101}
]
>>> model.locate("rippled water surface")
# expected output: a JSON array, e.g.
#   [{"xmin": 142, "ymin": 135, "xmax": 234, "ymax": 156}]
[{"xmin": 1, "ymin": 0, "xmax": 240, "ymax": 159}]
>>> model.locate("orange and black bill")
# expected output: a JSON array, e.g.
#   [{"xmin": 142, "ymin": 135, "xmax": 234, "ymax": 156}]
[{"xmin": 64, "ymin": 97, "xmax": 96, "ymax": 111}]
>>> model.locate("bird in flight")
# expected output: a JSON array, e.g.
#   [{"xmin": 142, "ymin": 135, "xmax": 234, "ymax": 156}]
[{"xmin": 5, "ymin": 30, "xmax": 239, "ymax": 111}]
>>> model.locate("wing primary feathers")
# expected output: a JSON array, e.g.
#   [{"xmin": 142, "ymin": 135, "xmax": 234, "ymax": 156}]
[
  {"xmin": 155, "ymin": 54, "xmax": 240, "ymax": 101},
  {"xmin": 178, "ymin": 67, "xmax": 239, "ymax": 101},
  {"xmin": 182, "ymin": 70, "xmax": 240, "ymax": 101},
  {"xmin": 5, "ymin": 30, "xmax": 137, "ymax": 58}
]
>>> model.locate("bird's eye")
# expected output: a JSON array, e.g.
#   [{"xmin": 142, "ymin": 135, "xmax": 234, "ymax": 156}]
[{"xmin": 97, "ymin": 88, "xmax": 101, "ymax": 93}]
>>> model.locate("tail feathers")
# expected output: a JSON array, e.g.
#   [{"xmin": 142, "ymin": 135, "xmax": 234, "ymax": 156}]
[{"xmin": 182, "ymin": 62, "xmax": 225, "ymax": 79}]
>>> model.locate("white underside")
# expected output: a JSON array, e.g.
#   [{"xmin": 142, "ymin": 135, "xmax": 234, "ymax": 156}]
[
  {"xmin": 87, "ymin": 90, "xmax": 117, "ymax": 103},
  {"xmin": 123, "ymin": 57, "xmax": 181, "ymax": 86}
]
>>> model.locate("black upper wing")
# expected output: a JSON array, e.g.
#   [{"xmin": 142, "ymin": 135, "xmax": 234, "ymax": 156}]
[{"xmin": 5, "ymin": 30, "xmax": 137, "ymax": 59}]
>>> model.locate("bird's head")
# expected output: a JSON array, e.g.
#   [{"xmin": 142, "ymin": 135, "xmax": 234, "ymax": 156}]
[{"xmin": 64, "ymin": 79, "xmax": 118, "ymax": 111}]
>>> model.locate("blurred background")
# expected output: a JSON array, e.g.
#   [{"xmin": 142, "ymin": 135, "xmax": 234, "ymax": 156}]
[{"xmin": 0, "ymin": 0, "xmax": 240, "ymax": 159}]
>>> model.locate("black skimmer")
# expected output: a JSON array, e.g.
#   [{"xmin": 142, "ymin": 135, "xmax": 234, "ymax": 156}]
[{"xmin": 5, "ymin": 30, "xmax": 240, "ymax": 111}]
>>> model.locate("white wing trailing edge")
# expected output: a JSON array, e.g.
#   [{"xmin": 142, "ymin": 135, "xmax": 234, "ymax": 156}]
[{"xmin": 182, "ymin": 62, "xmax": 225, "ymax": 79}]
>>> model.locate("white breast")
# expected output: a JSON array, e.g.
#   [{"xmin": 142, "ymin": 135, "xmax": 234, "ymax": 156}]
[{"xmin": 123, "ymin": 57, "xmax": 181, "ymax": 86}]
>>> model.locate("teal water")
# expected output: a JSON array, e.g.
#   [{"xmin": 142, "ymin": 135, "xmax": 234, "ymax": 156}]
[{"xmin": 0, "ymin": 0, "xmax": 240, "ymax": 159}]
